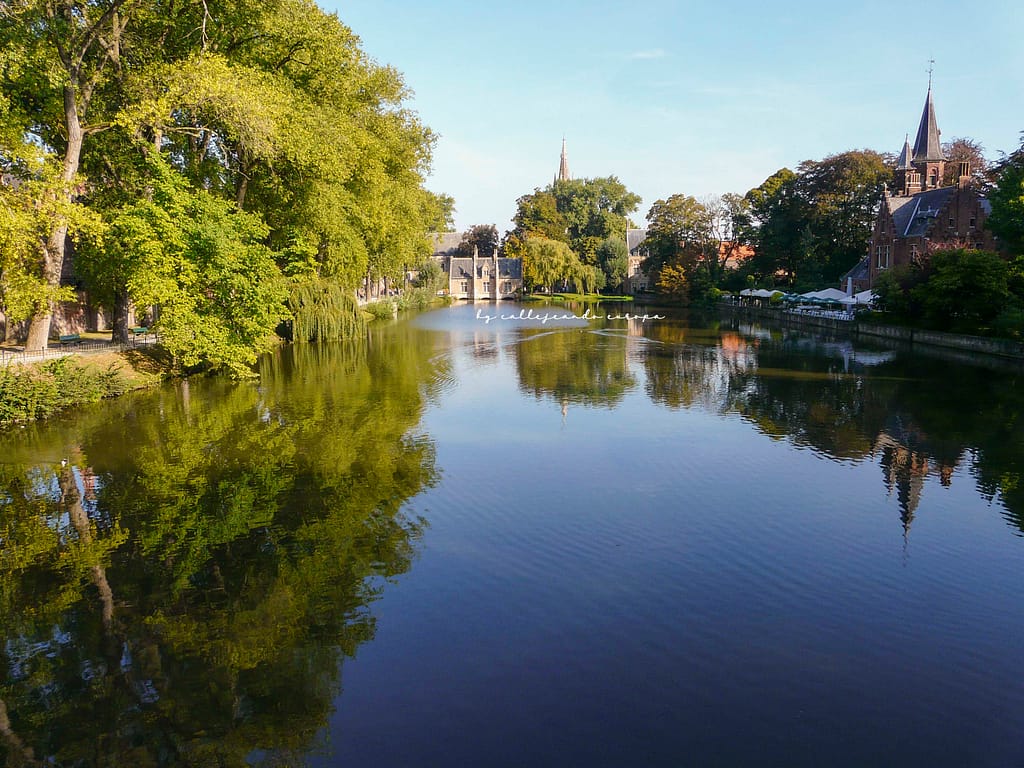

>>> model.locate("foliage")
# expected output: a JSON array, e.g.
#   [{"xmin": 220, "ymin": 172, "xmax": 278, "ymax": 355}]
[
  {"xmin": 742, "ymin": 151, "xmax": 891, "ymax": 286},
  {"xmin": 522, "ymin": 235, "xmax": 594, "ymax": 294},
  {"xmin": 941, "ymin": 137, "xmax": 991, "ymax": 187},
  {"xmin": 595, "ymin": 236, "xmax": 629, "ymax": 290},
  {"xmin": 455, "ymin": 224, "xmax": 499, "ymax": 258},
  {"xmin": 656, "ymin": 263, "xmax": 690, "ymax": 300},
  {"xmin": 988, "ymin": 133, "xmax": 1024, "ymax": 255},
  {"xmin": 288, "ymin": 278, "xmax": 365, "ymax": 342},
  {"xmin": 78, "ymin": 158, "xmax": 289, "ymax": 376},
  {"xmin": 0, "ymin": 0, "xmax": 447, "ymax": 353},
  {"xmin": 509, "ymin": 177, "xmax": 641, "ymax": 288},
  {"xmin": 364, "ymin": 299, "xmax": 396, "ymax": 320},
  {"xmin": 0, "ymin": 143, "xmax": 98, "ymax": 321},
  {"xmin": 874, "ymin": 249, "xmax": 1012, "ymax": 334},
  {"xmin": 0, "ymin": 358, "xmax": 128, "ymax": 424}
]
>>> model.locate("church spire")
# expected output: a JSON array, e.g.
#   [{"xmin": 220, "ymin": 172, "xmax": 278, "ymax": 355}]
[
  {"xmin": 896, "ymin": 134, "xmax": 914, "ymax": 170},
  {"xmin": 556, "ymin": 137, "xmax": 571, "ymax": 183},
  {"xmin": 912, "ymin": 79, "xmax": 943, "ymax": 163}
]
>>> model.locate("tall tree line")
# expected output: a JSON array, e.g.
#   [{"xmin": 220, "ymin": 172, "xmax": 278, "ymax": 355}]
[{"xmin": 0, "ymin": 0, "xmax": 452, "ymax": 372}]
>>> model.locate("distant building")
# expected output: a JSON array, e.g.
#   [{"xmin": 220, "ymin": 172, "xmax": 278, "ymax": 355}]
[
  {"xmin": 625, "ymin": 229, "xmax": 650, "ymax": 293},
  {"xmin": 862, "ymin": 78, "xmax": 998, "ymax": 289},
  {"xmin": 447, "ymin": 247, "xmax": 522, "ymax": 300},
  {"xmin": 554, "ymin": 138, "xmax": 571, "ymax": 184},
  {"xmin": 429, "ymin": 232, "xmax": 523, "ymax": 300}
]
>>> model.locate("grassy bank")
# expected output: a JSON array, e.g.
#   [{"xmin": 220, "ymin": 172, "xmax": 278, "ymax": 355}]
[
  {"xmin": 0, "ymin": 348, "xmax": 170, "ymax": 426},
  {"xmin": 523, "ymin": 292, "xmax": 634, "ymax": 302}
]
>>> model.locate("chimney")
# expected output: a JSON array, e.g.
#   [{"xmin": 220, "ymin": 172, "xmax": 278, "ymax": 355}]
[{"xmin": 958, "ymin": 161, "xmax": 970, "ymax": 189}]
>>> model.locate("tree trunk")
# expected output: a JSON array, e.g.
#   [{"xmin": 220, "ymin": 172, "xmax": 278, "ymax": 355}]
[
  {"xmin": 111, "ymin": 288, "xmax": 130, "ymax": 344},
  {"xmin": 25, "ymin": 83, "xmax": 84, "ymax": 352}
]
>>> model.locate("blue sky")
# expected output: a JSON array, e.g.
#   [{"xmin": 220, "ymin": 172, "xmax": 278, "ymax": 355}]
[{"xmin": 326, "ymin": 0, "xmax": 1023, "ymax": 232}]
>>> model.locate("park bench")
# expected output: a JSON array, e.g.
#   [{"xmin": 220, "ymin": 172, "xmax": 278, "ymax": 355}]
[
  {"xmin": 59, "ymin": 333, "xmax": 82, "ymax": 346},
  {"xmin": 130, "ymin": 326, "xmax": 149, "ymax": 337}
]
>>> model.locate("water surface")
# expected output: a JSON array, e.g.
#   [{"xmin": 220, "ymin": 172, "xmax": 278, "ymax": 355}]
[{"xmin": 2, "ymin": 303, "xmax": 1023, "ymax": 766}]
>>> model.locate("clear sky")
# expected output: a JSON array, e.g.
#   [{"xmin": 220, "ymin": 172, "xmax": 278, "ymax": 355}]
[{"xmin": 325, "ymin": 0, "xmax": 1023, "ymax": 233}]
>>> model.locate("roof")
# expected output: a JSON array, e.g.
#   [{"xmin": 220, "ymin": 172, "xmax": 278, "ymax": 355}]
[
  {"xmin": 449, "ymin": 257, "xmax": 474, "ymax": 278},
  {"xmin": 497, "ymin": 258, "xmax": 522, "ymax": 279},
  {"xmin": 842, "ymin": 256, "xmax": 870, "ymax": 282},
  {"xmin": 912, "ymin": 87, "xmax": 944, "ymax": 163},
  {"xmin": 896, "ymin": 136, "xmax": 914, "ymax": 170},
  {"xmin": 626, "ymin": 229, "xmax": 648, "ymax": 253},
  {"xmin": 430, "ymin": 232, "xmax": 462, "ymax": 257},
  {"xmin": 890, "ymin": 186, "xmax": 956, "ymax": 238}
]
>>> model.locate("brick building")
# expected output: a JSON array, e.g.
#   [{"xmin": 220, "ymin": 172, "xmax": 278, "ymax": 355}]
[{"xmin": 861, "ymin": 80, "xmax": 997, "ymax": 289}]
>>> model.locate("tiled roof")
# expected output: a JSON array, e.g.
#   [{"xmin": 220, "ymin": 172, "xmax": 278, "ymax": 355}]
[
  {"xmin": 497, "ymin": 258, "xmax": 522, "ymax": 279},
  {"xmin": 449, "ymin": 257, "xmax": 475, "ymax": 278},
  {"xmin": 626, "ymin": 229, "xmax": 648, "ymax": 253},
  {"xmin": 912, "ymin": 87, "xmax": 944, "ymax": 163},
  {"xmin": 430, "ymin": 232, "xmax": 462, "ymax": 256},
  {"xmin": 896, "ymin": 136, "xmax": 914, "ymax": 170},
  {"xmin": 891, "ymin": 187, "xmax": 955, "ymax": 238},
  {"xmin": 842, "ymin": 256, "xmax": 870, "ymax": 281}
]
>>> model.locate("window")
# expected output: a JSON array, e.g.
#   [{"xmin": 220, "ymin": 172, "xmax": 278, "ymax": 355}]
[
  {"xmin": 876, "ymin": 245, "xmax": 890, "ymax": 269},
  {"xmin": 948, "ymin": 217, "xmax": 955, "ymax": 227},
  {"xmin": 969, "ymin": 217, "xmax": 976, "ymax": 228},
  {"xmin": 909, "ymin": 244, "xmax": 919, "ymax": 259},
  {"xmin": 460, "ymin": 281, "xmax": 468, "ymax": 292}
]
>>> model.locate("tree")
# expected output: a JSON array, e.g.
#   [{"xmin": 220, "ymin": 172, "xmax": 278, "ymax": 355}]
[
  {"xmin": 1, "ymin": 0, "xmax": 138, "ymax": 350},
  {"xmin": 643, "ymin": 194, "xmax": 709, "ymax": 275},
  {"xmin": 988, "ymin": 133, "xmax": 1024, "ymax": 256},
  {"xmin": 509, "ymin": 176, "xmax": 641, "ymax": 288},
  {"xmin": 795, "ymin": 149, "xmax": 891, "ymax": 284},
  {"xmin": 743, "ymin": 151, "xmax": 890, "ymax": 287},
  {"xmin": 941, "ymin": 137, "xmax": 990, "ymax": 187},
  {"xmin": 920, "ymin": 249, "xmax": 1009, "ymax": 331},
  {"xmin": 522, "ymin": 235, "xmax": 588, "ymax": 294},
  {"xmin": 456, "ymin": 224, "xmax": 499, "ymax": 257},
  {"xmin": 656, "ymin": 263, "xmax": 689, "ymax": 300},
  {"xmin": 744, "ymin": 168, "xmax": 804, "ymax": 284},
  {"xmin": 2, "ymin": 0, "xmax": 448, "ymax": 351},
  {"xmin": 595, "ymin": 236, "xmax": 629, "ymax": 291}
]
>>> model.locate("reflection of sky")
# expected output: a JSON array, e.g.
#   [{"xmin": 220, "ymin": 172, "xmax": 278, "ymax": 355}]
[{"xmin": 323, "ymin": 306, "xmax": 1024, "ymax": 768}]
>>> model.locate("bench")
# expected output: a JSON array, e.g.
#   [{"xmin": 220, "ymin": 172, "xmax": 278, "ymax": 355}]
[
  {"xmin": 130, "ymin": 326, "xmax": 149, "ymax": 336},
  {"xmin": 59, "ymin": 333, "xmax": 82, "ymax": 345}
]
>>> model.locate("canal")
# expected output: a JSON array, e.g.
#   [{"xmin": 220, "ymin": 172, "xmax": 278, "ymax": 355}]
[{"xmin": 1, "ymin": 302, "xmax": 1022, "ymax": 766}]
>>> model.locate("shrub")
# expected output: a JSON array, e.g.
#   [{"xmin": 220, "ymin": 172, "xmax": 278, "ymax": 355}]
[{"xmin": 0, "ymin": 358, "xmax": 128, "ymax": 425}]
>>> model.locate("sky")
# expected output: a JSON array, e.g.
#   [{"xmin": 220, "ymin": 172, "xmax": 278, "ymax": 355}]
[{"xmin": 325, "ymin": 0, "xmax": 1023, "ymax": 233}]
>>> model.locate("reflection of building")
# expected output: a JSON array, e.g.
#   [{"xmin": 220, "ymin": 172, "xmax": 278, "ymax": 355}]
[
  {"xmin": 873, "ymin": 428, "xmax": 958, "ymax": 541},
  {"xmin": 860, "ymin": 78, "xmax": 998, "ymax": 289},
  {"xmin": 447, "ymin": 247, "xmax": 523, "ymax": 301}
]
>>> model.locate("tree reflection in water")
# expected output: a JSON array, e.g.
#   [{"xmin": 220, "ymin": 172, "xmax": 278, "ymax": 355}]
[{"xmin": 0, "ymin": 323, "xmax": 446, "ymax": 765}]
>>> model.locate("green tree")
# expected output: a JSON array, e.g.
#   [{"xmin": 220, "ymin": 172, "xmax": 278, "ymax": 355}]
[
  {"xmin": 456, "ymin": 224, "xmax": 499, "ymax": 257},
  {"xmin": 795, "ymin": 150, "xmax": 892, "ymax": 284},
  {"xmin": 988, "ymin": 133, "xmax": 1024, "ymax": 255},
  {"xmin": 595, "ymin": 235, "xmax": 629, "ymax": 291},
  {"xmin": 744, "ymin": 168, "xmax": 804, "ymax": 284}
]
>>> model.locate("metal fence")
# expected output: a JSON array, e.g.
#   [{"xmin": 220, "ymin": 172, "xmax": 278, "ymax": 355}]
[{"xmin": 0, "ymin": 334, "xmax": 158, "ymax": 366}]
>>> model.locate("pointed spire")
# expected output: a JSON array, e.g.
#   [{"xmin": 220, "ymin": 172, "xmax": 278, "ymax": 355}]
[
  {"xmin": 557, "ymin": 137, "xmax": 571, "ymax": 182},
  {"xmin": 912, "ymin": 79, "xmax": 944, "ymax": 162},
  {"xmin": 897, "ymin": 134, "xmax": 914, "ymax": 169}
]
